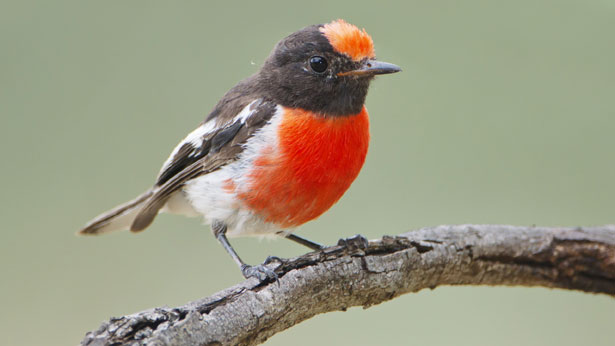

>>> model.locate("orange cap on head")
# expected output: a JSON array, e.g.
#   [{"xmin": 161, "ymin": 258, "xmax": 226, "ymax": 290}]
[{"xmin": 320, "ymin": 19, "xmax": 375, "ymax": 61}]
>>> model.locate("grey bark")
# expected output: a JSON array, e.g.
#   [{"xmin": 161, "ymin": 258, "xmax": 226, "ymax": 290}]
[{"xmin": 81, "ymin": 224, "xmax": 615, "ymax": 346}]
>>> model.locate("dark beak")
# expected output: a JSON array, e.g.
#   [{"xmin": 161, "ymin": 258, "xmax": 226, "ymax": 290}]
[{"xmin": 338, "ymin": 59, "xmax": 402, "ymax": 77}]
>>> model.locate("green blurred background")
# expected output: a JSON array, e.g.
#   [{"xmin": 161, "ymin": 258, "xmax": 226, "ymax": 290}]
[{"xmin": 1, "ymin": 0, "xmax": 614, "ymax": 345}]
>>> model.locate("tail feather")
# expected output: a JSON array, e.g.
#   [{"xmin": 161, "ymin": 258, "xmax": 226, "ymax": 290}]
[{"xmin": 78, "ymin": 190, "xmax": 154, "ymax": 235}]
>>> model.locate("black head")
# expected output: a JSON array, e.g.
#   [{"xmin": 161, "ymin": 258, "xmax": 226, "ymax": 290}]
[{"xmin": 257, "ymin": 20, "xmax": 400, "ymax": 116}]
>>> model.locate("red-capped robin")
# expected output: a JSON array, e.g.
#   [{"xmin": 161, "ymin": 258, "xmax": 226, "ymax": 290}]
[{"xmin": 79, "ymin": 19, "xmax": 401, "ymax": 281}]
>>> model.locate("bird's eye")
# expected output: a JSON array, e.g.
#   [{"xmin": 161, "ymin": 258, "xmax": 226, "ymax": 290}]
[{"xmin": 309, "ymin": 56, "xmax": 328, "ymax": 73}]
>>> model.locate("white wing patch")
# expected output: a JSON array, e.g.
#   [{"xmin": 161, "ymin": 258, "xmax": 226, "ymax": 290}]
[
  {"xmin": 157, "ymin": 99, "xmax": 261, "ymax": 180},
  {"xmin": 183, "ymin": 104, "xmax": 285, "ymax": 237},
  {"xmin": 236, "ymin": 100, "xmax": 259, "ymax": 123},
  {"xmin": 154, "ymin": 99, "xmax": 286, "ymax": 237},
  {"xmin": 158, "ymin": 120, "xmax": 215, "ymax": 178}
]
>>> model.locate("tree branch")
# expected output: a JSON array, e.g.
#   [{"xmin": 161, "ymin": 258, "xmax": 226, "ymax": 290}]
[{"xmin": 81, "ymin": 224, "xmax": 615, "ymax": 346}]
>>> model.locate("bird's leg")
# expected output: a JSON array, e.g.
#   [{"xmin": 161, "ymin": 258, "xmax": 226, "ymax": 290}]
[
  {"xmin": 284, "ymin": 233, "xmax": 368, "ymax": 251},
  {"xmin": 212, "ymin": 222, "xmax": 277, "ymax": 282},
  {"xmin": 285, "ymin": 233, "xmax": 325, "ymax": 251}
]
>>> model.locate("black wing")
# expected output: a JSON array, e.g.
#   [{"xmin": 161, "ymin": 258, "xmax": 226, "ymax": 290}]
[{"xmin": 131, "ymin": 98, "xmax": 277, "ymax": 231}]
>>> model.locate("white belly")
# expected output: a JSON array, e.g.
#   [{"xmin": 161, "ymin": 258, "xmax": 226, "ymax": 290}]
[
  {"xmin": 175, "ymin": 106, "xmax": 286, "ymax": 238},
  {"xmin": 181, "ymin": 164, "xmax": 281, "ymax": 237}
]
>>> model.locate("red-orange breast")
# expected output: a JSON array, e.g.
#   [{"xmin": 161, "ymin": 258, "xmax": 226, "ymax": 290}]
[
  {"xmin": 78, "ymin": 19, "xmax": 400, "ymax": 281},
  {"xmin": 235, "ymin": 106, "xmax": 370, "ymax": 228}
]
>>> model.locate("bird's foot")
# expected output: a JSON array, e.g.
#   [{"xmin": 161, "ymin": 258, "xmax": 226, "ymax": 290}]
[
  {"xmin": 263, "ymin": 255, "xmax": 284, "ymax": 265},
  {"xmin": 337, "ymin": 234, "xmax": 369, "ymax": 251},
  {"xmin": 241, "ymin": 263, "xmax": 278, "ymax": 282}
]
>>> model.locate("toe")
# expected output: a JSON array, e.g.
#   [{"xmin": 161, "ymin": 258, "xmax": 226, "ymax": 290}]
[
  {"xmin": 261, "ymin": 265, "xmax": 278, "ymax": 281},
  {"xmin": 263, "ymin": 256, "xmax": 283, "ymax": 265},
  {"xmin": 241, "ymin": 264, "xmax": 278, "ymax": 282}
]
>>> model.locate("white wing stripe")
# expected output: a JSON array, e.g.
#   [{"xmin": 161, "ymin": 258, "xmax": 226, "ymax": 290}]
[
  {"xmin": 236, "ymin": 99, "xmax": 259, "ymax": 124},
  {"xmin": 157, "ymin": 99, "xmax": 261, "ymax": 178}
]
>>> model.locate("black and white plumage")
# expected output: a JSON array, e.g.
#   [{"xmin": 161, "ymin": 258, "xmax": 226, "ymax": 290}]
[
  {"xmin": 80, "ymin": 98, "xmax": 278, "ymax": 236},
  {"xmin": 78, "ymin": 20, "xmax": 400, "ymax": 281}
]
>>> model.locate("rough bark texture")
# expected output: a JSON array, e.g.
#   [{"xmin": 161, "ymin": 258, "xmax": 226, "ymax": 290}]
[{"xmin": 81, "ymin": 224, "xmax": 615, "ymax": 346}]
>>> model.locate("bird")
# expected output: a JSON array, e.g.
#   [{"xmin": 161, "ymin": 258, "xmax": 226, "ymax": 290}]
[{"xmin": 78, "ymin": 19, "xmax": 401, "ymax": 281}]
